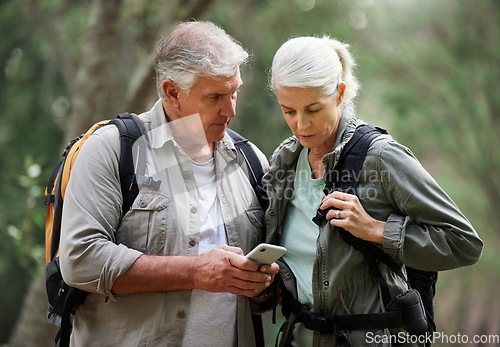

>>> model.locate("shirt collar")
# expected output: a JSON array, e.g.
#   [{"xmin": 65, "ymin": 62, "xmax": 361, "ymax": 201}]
[{"xmin": 146, "ymin": 99, "xmax": 236, "ymax": 156}]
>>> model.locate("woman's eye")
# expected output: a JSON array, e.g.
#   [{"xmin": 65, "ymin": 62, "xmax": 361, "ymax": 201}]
[{"xmin": 308, "ymin": 108, "xmax": 320, "ymax": 113}]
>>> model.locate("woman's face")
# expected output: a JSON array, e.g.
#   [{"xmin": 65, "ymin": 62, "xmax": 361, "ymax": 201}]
[{"xmin": 275, "ymin": 86, "xmax": 343, "ymax": 152}]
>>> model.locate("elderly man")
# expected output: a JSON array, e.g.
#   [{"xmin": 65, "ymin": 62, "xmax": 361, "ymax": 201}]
[{"xmin": 60, "ymin": 21, "xmax": 277, "ymax": 346}]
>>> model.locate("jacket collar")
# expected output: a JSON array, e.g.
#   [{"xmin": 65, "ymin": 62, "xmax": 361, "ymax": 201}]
[{"xmin": 322, "ymin": 104, "xmax": 357, "ymax": 172}]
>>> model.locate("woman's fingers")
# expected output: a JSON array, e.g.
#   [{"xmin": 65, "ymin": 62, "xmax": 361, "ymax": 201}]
[
  {"xmin": 321, "ymin": 191, "xmax": 385, "ymax": 244},
  {"xmin": 321, "ymin": 190, "xmax": 357, "ymax": 210}
]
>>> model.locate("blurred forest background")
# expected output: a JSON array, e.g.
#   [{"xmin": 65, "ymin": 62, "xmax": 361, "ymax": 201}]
[{"xmin": 1, "ymin": 0, "xmax": 499, "ymax": 345}]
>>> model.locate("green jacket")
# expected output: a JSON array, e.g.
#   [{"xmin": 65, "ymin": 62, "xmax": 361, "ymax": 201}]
[{"xmin": 263, "ymin": 109, "xmax": 483, "ymax": 346}]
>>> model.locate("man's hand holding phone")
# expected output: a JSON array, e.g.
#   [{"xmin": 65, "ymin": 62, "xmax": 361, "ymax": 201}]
[
  {"xmin": 244, "ymin": 243, "xmax": 285, "ymax": 301},
  {"xmin": 245, "ymin": 243, "xmax": 286, "ymax": 266}
]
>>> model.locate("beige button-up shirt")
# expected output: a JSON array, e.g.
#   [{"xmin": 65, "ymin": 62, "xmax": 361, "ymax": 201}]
[{"xmin": 60, "ymin": 100, "xmax": 268, "ymax": 346}]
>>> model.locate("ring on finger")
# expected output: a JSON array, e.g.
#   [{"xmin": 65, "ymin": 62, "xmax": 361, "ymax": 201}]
[{"xmin": 335, "ymin": 210, "xmax": 341, "ymax": 219}]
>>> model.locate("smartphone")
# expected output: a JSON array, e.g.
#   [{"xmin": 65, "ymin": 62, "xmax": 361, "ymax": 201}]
[{"xmin": 245, "ymin": 243, "xmax": 287, "ymax": 265}]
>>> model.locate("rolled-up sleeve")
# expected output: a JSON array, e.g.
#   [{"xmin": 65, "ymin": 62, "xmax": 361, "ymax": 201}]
[
  {"xmin": 383, "ymin": 213, "xmax": 409, "ymax": 254},
  {"xmin": 59, "ymin": 126, "xmax": 142, "ymax": 299},
  {"xmin": 378, "ymin": 140, "xmax": 483, "ymax": 271}
]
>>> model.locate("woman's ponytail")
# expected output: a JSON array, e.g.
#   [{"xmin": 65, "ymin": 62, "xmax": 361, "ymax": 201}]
[
  {"xmin": 322, "ymin": 37, "xmax": 360, "ymax": 105},
  {"xmin": 271, "ymin": 35, "xmax": 360, "ymax": 108}
]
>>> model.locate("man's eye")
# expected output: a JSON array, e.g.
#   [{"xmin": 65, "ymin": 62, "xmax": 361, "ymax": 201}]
[
  {"xmin": 308, "ymin": 109, "xmax": 320, "ymax": 113},
  {"xmin": 210, "ymin": 95, "xmax": 220, "ymax": 100}
]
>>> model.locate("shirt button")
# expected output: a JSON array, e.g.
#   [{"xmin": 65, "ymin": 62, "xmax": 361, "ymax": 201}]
[
  {"xmin": 139, "ymin": 200, "xmax": 147, "ymax": 208},
  {"xmin": 183, "ymin": 173, "xmax": 189, "ymax": 180},
  {"xmin": 189, "ymin": 239, "xmax": 196, "ymax": 247},
  {"xmin": 269, "ymin": 209, "xmax": 275, "ymax": 216},
  {"xmin": 324, "ymin": 281, "xmax": 330, "ymax": 286},
  {"xmin": 190, "ymin": 207, "xmax": 197, "ymax": 214},
  {"xmin": 285, "ymin": 273, "xmax": 292, "ymax": 279},
  {"xmin": 176, "ymin": 310, "xmax": 185, "ymax": 319}
]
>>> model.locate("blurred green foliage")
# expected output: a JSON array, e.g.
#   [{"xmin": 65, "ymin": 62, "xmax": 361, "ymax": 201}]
[
  {"xmin": 0, "ymin": 0, "xmax": 65, "ymax": 338},
  {"xmin": 1, "ymin": 0, "xmax": 498, "ymax": 344}
]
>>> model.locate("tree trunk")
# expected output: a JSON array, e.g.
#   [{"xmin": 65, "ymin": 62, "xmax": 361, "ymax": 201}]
[
  {"xmin": 8, "ymin": 267, "xmax": 58, "ymax": 347},
  {"xmin": 65, "ymin": 0, "xmax": 124, "ymax": 141},
  {"xmin": 8, "ymin": 1, "xmax": 218, "ymax": 345}
]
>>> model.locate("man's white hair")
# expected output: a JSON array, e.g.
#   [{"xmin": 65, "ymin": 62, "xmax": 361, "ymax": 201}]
[{"xmin": 155, "ymin": 21, "xmax": 249, "ymax": 98}]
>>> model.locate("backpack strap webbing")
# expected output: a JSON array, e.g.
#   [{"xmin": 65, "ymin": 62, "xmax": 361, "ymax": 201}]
[
  {"xmin": 56, "ymin": 285, "xmax": 87, "ymax": 347},
  {"xmin": 227, "ymin": 128, "xmax": 268, "ymax": 211},
  {"xmin": 49, "ymin": 114, "xmax": 143, "ymax": 347},
  {"xmin": 226, "ymin": 129, "xmax": 267, "ymax": 347},
  {"xmin": 280, "ymin": 285, "xmax": 404, "ymax": 333},
  {"xmin": 45, "ymin": 160, "xmax": 63, "ymax": 206},
  {"xmin": 325, "ymin": 124, "xmax": 387, "ymax": 195},
  {"xmin": 50, "ymin": 158, "xmax": 68, "ymax": 262},
  {"xmin": 109, "ymin": 113, "xmax": 142, "ymax": 215},
  {"xmin": 325, "ymin": 125, "xmax": 408, "ymax": 306}
]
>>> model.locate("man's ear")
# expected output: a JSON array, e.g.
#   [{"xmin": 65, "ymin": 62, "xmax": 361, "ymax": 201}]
[
  {"xmin": 162, "ymin": 80, "xmax": 181, "ymax": 109},
  {"xmin": 337, "ymin": 82, "xmax": 346, "ymax": 106}
]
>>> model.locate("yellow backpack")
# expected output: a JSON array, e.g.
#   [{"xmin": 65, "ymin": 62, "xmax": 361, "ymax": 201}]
[{"xmin": 44, "ymin": 113, "xmax": 142, "ymax": 346}]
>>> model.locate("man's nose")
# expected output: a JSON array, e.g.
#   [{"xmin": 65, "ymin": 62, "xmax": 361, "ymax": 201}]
[{"xmin": 220, "ymin": 96, "xmax": 236, "ymax": 119}]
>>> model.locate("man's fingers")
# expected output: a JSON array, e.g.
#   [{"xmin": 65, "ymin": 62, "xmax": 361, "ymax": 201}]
[
  {"xmin": 218, "ymin": 244, "xmax": 244, "ymax": 256},
  {"xmin": 227, "ymin": 280, "xmax": 272, "ymax": 297},
  {"xmin": 260, "ymin": 262, "xmax": 280, "ymax": 275}
]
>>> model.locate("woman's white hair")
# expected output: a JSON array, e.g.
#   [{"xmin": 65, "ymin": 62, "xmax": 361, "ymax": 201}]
[
  {"xmin": 270, "ymin": 36, "xmax": 360, "ymax": 108},
  {"xmin": 154, "ymin": 21, "xmax": 249, "ymax": 99}
]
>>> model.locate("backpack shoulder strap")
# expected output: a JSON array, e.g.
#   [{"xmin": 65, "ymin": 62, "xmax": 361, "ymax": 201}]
[
  {"xmin": 225, "ymin": 129, "xmax": 267, "ymax": 347},
  {"xmin": 226, "ymin": 129, "xmax": 264, "ymax": 187},
  {"xmin": 47, "ymin": 121, "xmax": 109, "ymax": 263},
  {"xmin": 325, "ymin": 124, "xmax": 387, "ymax": 194},
  {"xmin": 331, "ymin": 124, "xmax": 437, "ymax": 332},
  {"xmin": 109, "ymin": 113, "xmax": 143, "ymax": 215},
  {"xmin": 324, "ymin": 124, "xmax": 406, "ymax": 306},
  {"xmin": 226, "ymin": 128, "xmax": 268, "ymax": 210}
]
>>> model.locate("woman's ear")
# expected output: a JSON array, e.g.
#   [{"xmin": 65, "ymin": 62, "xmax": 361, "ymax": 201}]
[
  {"xmin": 162, "ymin": 80, "xmax": 181, "ymax": 109},
  {"xmin": 337, "ymin": 82, "xmax": 346, "ymax": 106}
]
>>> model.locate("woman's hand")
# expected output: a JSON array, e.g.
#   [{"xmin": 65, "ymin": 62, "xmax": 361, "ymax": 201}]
[{"xmin": 320, "ymin": 191, "xmax": 385, "ymax": 244}]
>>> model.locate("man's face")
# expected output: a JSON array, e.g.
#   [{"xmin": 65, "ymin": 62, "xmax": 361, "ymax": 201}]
[{"xmin": 176, "ymin": 70, "xmax": 242, "ymax": 143}]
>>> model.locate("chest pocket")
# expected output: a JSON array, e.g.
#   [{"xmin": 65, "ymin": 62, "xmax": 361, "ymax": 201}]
[
  {"xmin": 237, "ymin": 208, "xmax": 265, "ymax": 252},
  {"xmin": 118, "ymin": 191, "xmax": 169, "ymax": 254}
]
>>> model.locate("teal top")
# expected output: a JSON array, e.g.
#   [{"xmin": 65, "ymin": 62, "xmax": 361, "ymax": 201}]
[
  {"xmin": 281, "ymin": 147, "xmax": 325, "ymax": 306},
  {"xmin": 264, "ymin": 109, "xmax": 483, "ymax": 346}
]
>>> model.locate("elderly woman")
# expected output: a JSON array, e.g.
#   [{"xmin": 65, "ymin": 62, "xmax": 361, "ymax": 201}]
[{"xmin": 263, "ymin": 36, "xmax": 483, "ymax": 346}]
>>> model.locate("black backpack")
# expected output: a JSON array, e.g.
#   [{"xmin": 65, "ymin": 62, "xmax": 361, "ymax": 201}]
[
  {"xmin": 279, "ymin": 124, "xmax": 437, "ymax": 346},
  {"xmin": 314, "ymin": 124, "xmax": 437, "ymax": 329},
  {"xmin": 45, "ymin": 113, "xmax": 143, "ymax": 347},
  {"xmin": 45, "ymin": 115, "xmax": 267, "ymax": 347}
]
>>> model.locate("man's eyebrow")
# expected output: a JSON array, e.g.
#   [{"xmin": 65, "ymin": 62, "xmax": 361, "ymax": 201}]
[{"xmin": 207, "ymin": 83, "xmax": 243, "ymax": 97}]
